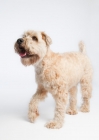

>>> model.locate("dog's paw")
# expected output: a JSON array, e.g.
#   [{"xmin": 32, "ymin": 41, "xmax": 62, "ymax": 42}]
[
  {"xmin": 45, "ymin": 120, "xmax": 62, "ymax": 129},
  {"xmin": 66, "ymin": 108, "xmax": 78, "ymax": 115},
  {"xmin": 80, "ymin": 105, "xmax": 89, "ymax": 112},
  {"xmin": 28, "ymin": 109, "xmax": 39, "ymax": 123}
]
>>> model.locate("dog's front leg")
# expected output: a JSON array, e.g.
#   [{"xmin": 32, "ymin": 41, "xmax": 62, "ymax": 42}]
[
  {"xmin": 45, "ymin": 90, "xmax": 68, "ymax": 129},
  {"xmin": 28, "ymin": 85, "xmax": 47, "ymax": 123}
]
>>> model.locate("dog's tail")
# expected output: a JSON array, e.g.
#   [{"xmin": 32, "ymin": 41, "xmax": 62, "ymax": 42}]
[{"xmin": 79, "ymin": 41, "xmax": 86, "ymax": 54}]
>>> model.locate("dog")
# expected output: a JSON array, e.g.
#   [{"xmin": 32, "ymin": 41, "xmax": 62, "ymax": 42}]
[{"xmin": 14, "ymin": 30, "xmax": 93, "ymax": 129}]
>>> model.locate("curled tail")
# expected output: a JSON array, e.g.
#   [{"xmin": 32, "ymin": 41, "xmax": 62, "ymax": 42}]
[{"xmin": 79, "ymin": 41, "xmax": 86, "ymax": 54}]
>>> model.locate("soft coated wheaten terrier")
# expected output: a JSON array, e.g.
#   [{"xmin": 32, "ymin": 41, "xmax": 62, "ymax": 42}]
[{"xmin": 14, "ymin": 30, "xmax": 93, "ymax": 129}]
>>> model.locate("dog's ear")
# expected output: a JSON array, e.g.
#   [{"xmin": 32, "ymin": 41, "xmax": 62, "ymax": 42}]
[{"xmin": 41, "ymin": 32, "xmax": 52, "ymax": 47}]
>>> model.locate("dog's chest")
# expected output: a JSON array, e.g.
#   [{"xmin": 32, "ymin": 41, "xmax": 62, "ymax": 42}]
[
  {"xmin": 35, "ymin": 65, "xmax": 53, "ymax": 86},
  {"xmin": 35, "ymin": 63, "xmax": 65, "ymax": 93}
]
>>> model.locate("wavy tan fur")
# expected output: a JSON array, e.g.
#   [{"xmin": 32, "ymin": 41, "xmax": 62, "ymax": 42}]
[{"xmin": 14, "ymin": 31, "xmax": 93, "ymax": 129}]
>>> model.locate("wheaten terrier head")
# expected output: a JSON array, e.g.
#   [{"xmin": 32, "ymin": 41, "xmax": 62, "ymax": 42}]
[{"xmin": 14, "ymin": 30, "xmax": 52, "ymax": 66}]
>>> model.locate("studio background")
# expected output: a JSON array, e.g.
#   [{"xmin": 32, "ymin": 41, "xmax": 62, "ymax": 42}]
[{"xmin": 0, "ymin": 0, "xmax": 99, "ymax": 140}]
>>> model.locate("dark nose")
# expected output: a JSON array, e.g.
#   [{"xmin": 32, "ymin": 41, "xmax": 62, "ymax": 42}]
[{"xmin": 17, "ymin": 38, "xmax": 23, "ymax": 44}]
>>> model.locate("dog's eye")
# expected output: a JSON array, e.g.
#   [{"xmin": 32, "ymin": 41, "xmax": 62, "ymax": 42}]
[{"xmin": 32, "ymin": 36, "xmax": 38, "ymax": 41}]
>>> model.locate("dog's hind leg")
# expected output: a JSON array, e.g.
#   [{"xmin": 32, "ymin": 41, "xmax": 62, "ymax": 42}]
[
  {"xmin": 28, "ymin": 85, "xmax": 48, "ymax": 122},
  {"xmin": 80, "ymin": 72, "xmax": 92, "ymax": 112},
  {"xmin": 66, "ymin": 86, "xmax": 78, "ymax": 115}
]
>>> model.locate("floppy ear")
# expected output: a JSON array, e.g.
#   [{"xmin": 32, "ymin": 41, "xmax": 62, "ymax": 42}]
[{"xmin": 41, "ymin": 32, "xmax": 52, "ymax": 47}]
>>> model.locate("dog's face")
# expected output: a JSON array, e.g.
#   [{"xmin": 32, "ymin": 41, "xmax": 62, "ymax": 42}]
[{"xmin": 14, "ymin": 30, "xmax": 52, "ymax": 66}]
